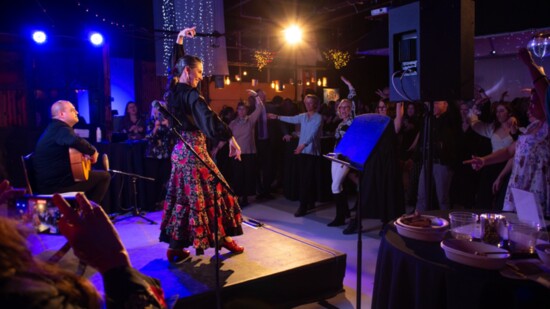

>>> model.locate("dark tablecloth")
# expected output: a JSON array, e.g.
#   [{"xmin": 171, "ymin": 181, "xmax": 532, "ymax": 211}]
[
  {"xmin": 282, "ymin": 136, "xmax": 333, "ymax": 202},
  {"xmin": 96, "ymin": 140, "xmax": 155, "ymax": 214},
  {"xmin": 372, "ymin": 218, "xmax": 549, "ymax": 309}
]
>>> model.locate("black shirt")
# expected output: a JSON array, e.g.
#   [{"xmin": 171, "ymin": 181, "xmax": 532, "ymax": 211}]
[
  {"xmin": 33, "ymin": 119, "xmax": 97, "ymax": 193},
  {"xmin": 169, "ymin": 83, "xmax": 232, "ymax": 141}
]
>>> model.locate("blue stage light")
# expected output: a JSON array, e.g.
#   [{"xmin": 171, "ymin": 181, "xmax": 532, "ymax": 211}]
[
  {"xmin": 89, "ymin": 32, "xmax": 104, "ymax": 46},
  {"xmin": 32, "ymin": 31, "xmax": 47, "ymax": 44}
]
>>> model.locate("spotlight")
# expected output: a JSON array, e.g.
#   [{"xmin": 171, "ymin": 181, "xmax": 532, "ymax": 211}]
[
  {"xmin": 491, "ymin": 50, "xmax": 497, "ymax": 55},
  {"xmin": 32, "ymin": 31, "xmax": 47, "ymax": 44},
  {"xmin": 284, "ymin": 25, "xmax": 302, "ymax": 45},
  {"xmin": 89, "ymin": 32, "xmax": 104, "ymax": 46}
]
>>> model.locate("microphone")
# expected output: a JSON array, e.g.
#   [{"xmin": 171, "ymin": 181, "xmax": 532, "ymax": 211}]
[
  {"xmin": 152, "ymin": 100, "xmax": 183, "ymax": 128},
  {"xmin": 102, "ymin": 154, "xmax": 110, "ymax": 171}
]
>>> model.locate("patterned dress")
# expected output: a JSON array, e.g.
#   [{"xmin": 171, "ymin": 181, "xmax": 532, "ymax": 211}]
[
  {"xmin": 503, "ymin": 121, "xmax": 550, "ymax": 217},
  {"xmin": 160, "ymin": 83, "xmax": 243, "ymax": 251}
]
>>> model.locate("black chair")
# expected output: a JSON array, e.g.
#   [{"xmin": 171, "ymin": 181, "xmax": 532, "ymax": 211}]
[{"xmin": 21, "ymin": 153, "xmax": 37, "ymax": 194}]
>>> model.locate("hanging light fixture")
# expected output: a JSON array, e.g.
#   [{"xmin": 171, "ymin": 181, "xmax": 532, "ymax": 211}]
[{"xmin": 528, "ymin": 32, "xmax": 550, "ymax": 59}]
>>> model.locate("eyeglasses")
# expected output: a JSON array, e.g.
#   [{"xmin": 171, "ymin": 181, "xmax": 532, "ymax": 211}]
[{"xmin": 378, "ymin": 106, "xmax": 387, "ymax": 110}]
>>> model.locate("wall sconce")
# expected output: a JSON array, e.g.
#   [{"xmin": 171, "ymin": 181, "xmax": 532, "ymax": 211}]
[
  {"xmin": 251, "ymin": 79, "xmax": 258, "ymax": 87},
  {"xmin": 235, "ymin": 74, "xmax": 241, "ymax": 82},
  {"xmin": 317, "ymin": 79, "xmax": 322, "ymax": 87},
  {"xmin": 322, "ymin": 77, "xmax": 327, "ymax": 87},
  {"xmin": 311, "ymin": 77, "xmax": 316, "ymax": 83},
  {"xmin": 243, "ymin": 71, "xmax": 248, "ymax": 76},
  {"xmin": 306, "ymin": 81, "xmax": 310, "ymax": 86},
  {"xmin": 225, "ymin": 76, "xmax": 231, "ymax": 85},
  {"xmin": 289, "ymin": 78, "xmax": 294, "ymax": 85}
]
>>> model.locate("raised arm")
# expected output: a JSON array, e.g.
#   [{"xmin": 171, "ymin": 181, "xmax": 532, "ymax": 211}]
[
  {"xmin": 519, "ymin": 47, "xmax": 549, "ymax": 121},
  {"xmin": 171, "ymin": 27, "xmax": 197, "ymax": 68}
]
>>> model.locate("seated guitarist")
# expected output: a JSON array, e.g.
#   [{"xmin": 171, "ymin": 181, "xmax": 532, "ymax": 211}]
[{"xmin": 33, "ymin": 100, "xmax": 110, "ymax": 204}]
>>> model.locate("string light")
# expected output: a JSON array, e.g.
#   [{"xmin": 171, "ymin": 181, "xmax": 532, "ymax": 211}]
[
  {"xmin": 160, "ymin": 0, "xmax": 217, "ymax": 76},
  {"xmin": 74, "ymin": 1, "xmax": 127, "ymax": 28}
]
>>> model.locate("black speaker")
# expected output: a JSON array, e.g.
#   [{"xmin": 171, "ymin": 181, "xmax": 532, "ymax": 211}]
[{"xmin": 388, "ymin": 0, "xmax": 474, "ymax": 102}]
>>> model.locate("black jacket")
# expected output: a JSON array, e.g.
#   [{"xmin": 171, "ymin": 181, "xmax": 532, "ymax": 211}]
[
  {"xmin": 169, "ymin": 83, "xmax": 233, "ymax": 141},
  {"xmin": 33, "ymin": 119, "xmax": 97, "ymax": 193}
]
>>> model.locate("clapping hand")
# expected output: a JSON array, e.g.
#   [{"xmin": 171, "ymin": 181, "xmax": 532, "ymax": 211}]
[
  {"xmin": 53, "ymin": 193, "xmax": 130, "ymax": 274},
  {"xmin": 463, "ymin": 155, "xmax": 485, "ymax": 171}
]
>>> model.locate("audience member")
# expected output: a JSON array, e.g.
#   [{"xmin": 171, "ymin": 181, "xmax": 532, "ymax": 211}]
[
  {"xmin": 121, "ymin": 101, "xmax": 146, "ymax": 140},
  {"xmin": 468, "ymin": 101, "xmax": 517, "ymax": 209},
  {"xmin": 253, "ymin": 89, "xmax": 275, "ymax": 201},
  {"xmin": 399, "ymin": 102, "xmax": 422, "ymax": 208},
  {"xmin": 416, "ymin": 101, "xmax": 460, "ymax": 211},
  {"xmin": 0, "ymin": 180, "xmax": 167, "ymax": 308},
  {"xmin": 450, "ymin": 101, "xmax": 485, "ymax": 209},
  {"xmin": 144, "ymin": 100, "xmax": 173, "ymax": 211},
  {"xmin": 268, "ymin": 94, "xmax": 323, "ymax": 217},
  {"xmin": 265, "ymin": 95, "xmax": 284, "ymax": 190},
  {"xmin": 465, "ymin": 48, "xmax": 549, "ymax": 218},
  {"xmin": 226, "ymin": 92, "xmax": 264, "ymax": 206},
  {"xmin": 327, "ymin": 98, "xmax": 354, "ymax": 227}
]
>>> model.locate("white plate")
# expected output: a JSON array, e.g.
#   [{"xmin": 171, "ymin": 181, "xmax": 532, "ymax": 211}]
[
  {"xmin": 395, "ymin": 221, "xmax": 448, "ymax": 242},
  {"xmin": 441, "ymin": 239, "xmax": 510, "ymax": 270},
  {"xmin": 396, "ymin": 215, "xmax": 449, "ymax": 230}
]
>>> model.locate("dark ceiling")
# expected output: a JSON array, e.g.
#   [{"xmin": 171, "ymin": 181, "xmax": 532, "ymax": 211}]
[{"xmin": 1, "ymin": 0, "xmax": 549, "ymax": 60}]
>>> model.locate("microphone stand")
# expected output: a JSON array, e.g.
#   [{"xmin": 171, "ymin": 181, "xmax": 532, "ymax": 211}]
[
  {"xmin": 160, "ymin": 107, "xmax": 233, "ymax": 309},
  {"xmin": 110, "ymin": 169, "xmax": 157, "ymax": 224}
]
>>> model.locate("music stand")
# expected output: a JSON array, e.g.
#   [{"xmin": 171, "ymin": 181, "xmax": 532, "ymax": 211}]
[
  {"xmin": 110, "ymin": 169, "xmax": 156, "ymax": 224},
  {"xmin": 324, "ymin": 114, "xmax": 390, "ymax": 309}
]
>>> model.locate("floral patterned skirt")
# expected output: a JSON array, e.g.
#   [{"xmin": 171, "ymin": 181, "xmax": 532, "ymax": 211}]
[{"xmin": 159, "ymin": 131, "xmax": 243, "ymax": 250}]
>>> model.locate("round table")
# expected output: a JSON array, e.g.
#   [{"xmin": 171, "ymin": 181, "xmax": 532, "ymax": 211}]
[{"xmin": 372, "ymin": 213, "xmax": 550, "ymax": 309}]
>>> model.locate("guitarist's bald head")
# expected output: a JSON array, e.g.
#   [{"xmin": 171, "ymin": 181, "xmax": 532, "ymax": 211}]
[
  {"xmin": 51, "ymin": 100, "xmax": 71, "ymax": 118},
  {"xmin": 51, "ymin": 100, "xmax": 79, "ymax": 127}
]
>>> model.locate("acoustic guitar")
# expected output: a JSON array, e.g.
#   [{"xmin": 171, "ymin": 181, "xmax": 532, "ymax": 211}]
[{"xmin": 69, "ymin": 148, "xmax": 92, "ymax": 182}]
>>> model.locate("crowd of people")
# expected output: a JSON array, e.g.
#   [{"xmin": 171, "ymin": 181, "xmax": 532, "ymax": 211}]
[{"xmin": 0, "ymin": 22, "xmax": 548, "ymax": 307}]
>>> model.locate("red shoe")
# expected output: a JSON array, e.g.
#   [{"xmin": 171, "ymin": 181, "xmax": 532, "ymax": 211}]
[
  {"xmin": 167, "ymin": 248, "xmax": 190, "ymax": 263},
  {"xmin": 220, "ymin": 239, "xmax": 244, "ymax": 254}
]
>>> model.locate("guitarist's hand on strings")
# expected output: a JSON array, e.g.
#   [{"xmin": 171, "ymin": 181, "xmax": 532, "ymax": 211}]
[
  {"xmin": 53, "ymin": 193, "xmax": 130, "ymax": 274},
  {"xmin": 90, "ymin": 151, "xmax": 99, "ymax": 164}
]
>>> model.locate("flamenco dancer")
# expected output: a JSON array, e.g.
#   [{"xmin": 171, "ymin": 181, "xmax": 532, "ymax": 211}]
[{"xmin": 160, "ymin": 27, "xmax": 244, "ymax": 263}]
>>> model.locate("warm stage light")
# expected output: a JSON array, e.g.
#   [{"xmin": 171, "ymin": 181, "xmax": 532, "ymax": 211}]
[
  {"xmin": 89, "ymin": 32, "xmax": 104, "ymax": 46},
  {"xmin": 284, "ymin": 25, "xmax": 302, "ymax": 44},
  {"xmin": 32, "ymin": 31, "xmax": 47, "ymax": 44}
]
